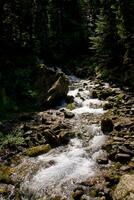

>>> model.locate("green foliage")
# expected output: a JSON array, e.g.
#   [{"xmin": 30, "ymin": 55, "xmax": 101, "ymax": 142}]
[{"xmin": 0, "ymin": 130, "xmax": 24, "ymax": 149}]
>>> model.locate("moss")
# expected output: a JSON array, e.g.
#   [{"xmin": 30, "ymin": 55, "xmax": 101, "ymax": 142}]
[
  {"xmin": 0, "ymin": 187, "xmax": 8, "ymax": 194},
  {"xmin": 23, "ymin": 144, "xmax": 51, "ymax": 157},
  {"xmin": 0, "ymin": 164, "xmax": 15, "ymax": 184},
  {"xmin": 66, "ymin": 103, "xmax": 75, "ymax": 110},
  {"xmin": 88, "ymin": 188, "xmax": 98, "ymax": 197}
]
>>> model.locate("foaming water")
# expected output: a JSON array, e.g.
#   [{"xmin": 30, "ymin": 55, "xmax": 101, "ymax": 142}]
[
  {"xmin": 68, "ymin": 81, "xmax": 106, "ymax": 115},
  {"xmin": 20, "ymin": 76, "xmax": 107, "ymax": 199},
  {"xmin": 72, "ymin": 107, "xmax": 105, "ymax": 114},
  {"xmin": 21, "ymin": 138, "xmax": 96, "ymax": 199}
]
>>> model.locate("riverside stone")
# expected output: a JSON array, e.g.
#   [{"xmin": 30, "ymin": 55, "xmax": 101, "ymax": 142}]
[
  {"xmin": 63, "ymin": 110, "xmax": 75, "ymax": 118},
  {"xmin": 101, "ymin": 118, "xmax": 114, "ymax": 134},
  {"xmin": 115, "ymin": 153, "xmax": 131, "ymax": 163},
  {"xmin": 46, "ymin": 73, "xmax": 69, "ymax": 107},
  {"xmin": 113, "ymin": 174, "xmax": 134, "ymax": 200}
]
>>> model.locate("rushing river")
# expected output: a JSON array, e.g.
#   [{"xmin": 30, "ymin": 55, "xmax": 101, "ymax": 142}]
[{"xmin": 19, "ymin": 76, "xmax": 108, "ymax": 199}]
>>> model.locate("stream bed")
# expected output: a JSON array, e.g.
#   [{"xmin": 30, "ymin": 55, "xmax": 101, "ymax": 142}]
[{"xmin": 14, "ymin": 76, "xmax": 108, "ymax": 199}]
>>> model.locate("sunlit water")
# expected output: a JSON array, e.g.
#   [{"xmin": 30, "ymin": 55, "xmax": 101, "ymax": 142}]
[{"xmin": 19, "ymin": 76, "xmax": 107, "ymax": 199}]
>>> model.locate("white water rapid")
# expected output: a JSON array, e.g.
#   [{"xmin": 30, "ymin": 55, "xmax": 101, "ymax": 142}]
[{"xmin": 19, "ymin": 76, "xmax": 108, "ymax": 200}]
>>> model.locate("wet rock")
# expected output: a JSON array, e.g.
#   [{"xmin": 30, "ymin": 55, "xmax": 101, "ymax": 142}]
[
  {"xmin": 23, "ymin": 144, "xmax": 51, "ymax": 157},
  {"xmin": 59, "ymin": 131, "xmax": 75, "ymax": 144},
  {"xmin": 115, "ymin": 153, "xmax": 131, "ymax": 163},
  {"xmin": 64, "ymin": 110, "xmax": 75, "ymax": 118},
  {"xmin": 91, "ymin": 90, "xmax": 98, "ymax": 98},
  {"xmin": 113, "ymin": 174, "xmax": 134, "ymax": 200},
  {"xmin": 42, "ymin": 130, "xmax": 60, "ymax": 146},
  {"xmin": 119, "ymin": 146, "xmax": 134, "ymax": 155},
  {"xmin": 96, "ymin": 152, "xmax": 108, "ymax": 165},
  {"xmin": 72, "ymin": 189, "xmax": 84, "ymax": 200},
  {"xmin": 113, "ymin": 137, "xmax": 125, "ymax": 142},
  {"xmin": 103, "ymin": 102, "xmax": 113, "ymax": 110},
  {"xmin": 101, "ymin": 118, "xmax": 114, "ymax": 134},
  {"xmin": 98, "ymin": 89, "xmax": 115, "ymax": 100},
  {"xmin": 66, "ymin": 95, "xmax": 74, "ymax": 104}
]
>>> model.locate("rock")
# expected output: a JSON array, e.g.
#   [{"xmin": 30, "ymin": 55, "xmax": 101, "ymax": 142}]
[
  {"xmin": 98, "ymin": 89, "xmax": 115, "ymax": 100},
  {"xmin": 120, "ymin": 165, "xmax": 132, "ymax": 172},
  {"xmin": 0, "ymin": 165, "xmax": 14, "ymax": 184},
  {"xmin": 64, "ymin": 110, "xmax": 75, "ymax": 118},
  {"xmin": 96, "ymin": 154, "xmax": 108, "ymax": 165},
  {"xmin": 42, "ymin": 130, "xmax": 60, "ymax": 147},
  {"xmin": 59, "ymin": 131, "xmax": 75, "ymax": 144},
  {"xmin": 91, "ymin": 90, "xmax": 98, "ymax": 98},
  {"xmin": 113, "ymin": 137, "xmax": 125, "ymax": 142},
  {"xmin": 72, "ymin": 189, "xmax": 84, "ymax": 200},
  {"xmin": 81, "ymin": 194, "xmax": 94, "ymax": 200},
  {"xmin": 93, "ymin": 150, "xmax": 108, "ymax": 165},
  {"xmin": 103, "ymin": 102, "xmax": 113, "ymax": 110},
  {"xmin": 66, "ymin": 95, "xmax": 74, "ymax": 104},
  {"xmin": 115, "ymin": 153, "xmax": 131, "ymax": 163},
  {"xmin": 0, "ymin": 184, "xmax": 15, "ymax": 199},
  {"xmin": 46, "ymin": 73, "xmax": 69, "ymax": 107},
  {"xmin": 101, "ymin": 118, "xmax": 114, "ymax": 134},
  {"xmin": 119, "ymin": 146, "xmax": 134, "ymax": 155},
  {"xmin": 35, "ymin": 66, "xmax": 69, "ymax": 108},
  {"xmin": 23, "ymin": 144, "xmax": 51, "ymax": 157},
  {"xmin": 113, "ymin": 174, "xmax": 134, "ymax": 200}
]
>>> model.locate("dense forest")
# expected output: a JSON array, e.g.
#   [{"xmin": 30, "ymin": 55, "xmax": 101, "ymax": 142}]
[{"xmin": 0, "ymin": 0, "xmax": 134, "ymax": 113}]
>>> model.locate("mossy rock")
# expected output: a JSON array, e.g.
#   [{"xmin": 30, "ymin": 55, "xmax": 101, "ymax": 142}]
[
  {"xmin": 23, "ymin": 144, "xmax": 51, "ymax": 157},
  {"xmin": 66, "ymin": 103, "xmax": 75, "ymax": 110},
  {"xmin": 0, "ymin": 165, "xmax": 15, "ymax": 184},
  {"xmin": 0, "ymin": 186, "xmax": 8, "ymax": 194}
]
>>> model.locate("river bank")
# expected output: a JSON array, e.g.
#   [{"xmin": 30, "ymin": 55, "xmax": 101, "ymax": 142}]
[{"xmin": 0, "ymin": 75, "xmax": 134, "ymax": 200}]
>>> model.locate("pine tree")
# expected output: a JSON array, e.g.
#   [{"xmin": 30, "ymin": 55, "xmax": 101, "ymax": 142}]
[{"xmin": 90, "ymin": 0, "xmax": 121, "ymax": 74}]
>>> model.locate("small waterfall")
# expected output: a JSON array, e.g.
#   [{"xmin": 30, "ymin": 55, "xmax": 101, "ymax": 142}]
[{"xmin": 19, "ymin": 76, "xmax": 108, "ymax": 200}]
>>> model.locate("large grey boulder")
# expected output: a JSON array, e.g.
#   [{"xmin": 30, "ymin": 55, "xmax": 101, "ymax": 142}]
[
  {"xmin": 113, "ymin": 174, "xmax": 134, "ymax": 200},
  {"xmin": 35, "ymin": 65, "xmax": 69, "ymax": 108}
]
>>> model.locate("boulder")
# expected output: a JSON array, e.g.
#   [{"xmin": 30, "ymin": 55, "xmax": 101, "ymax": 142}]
[
  {"xmin": 35, "ymin": 65, "xmax": 69, "ymax": 108},
  {"xmin": 113, "ymin": 174, "xmax": 134, "ymax": 200},
  {"xmin": 63, "ymin": 110, "xmax": 75, "ymax": 118},
  {"xmin": 103, "ymin": 102, "xmax": 113, "ymax": 110},
  {"xmin": 46, "ymin": 73, "xmax": 69, "ymax": 107},
  {"xmin": 42, "ymin": 130, "xmax": 60, "ymax": 147},
  {"xmin": 101, "ymin": 118, "xmax": 114, "ymax": 134}
]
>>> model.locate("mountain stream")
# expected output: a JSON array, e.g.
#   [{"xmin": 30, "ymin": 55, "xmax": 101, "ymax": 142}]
[{"xmin": 17, "ymin": 76, "xmax": 108, "ymax": 199}]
